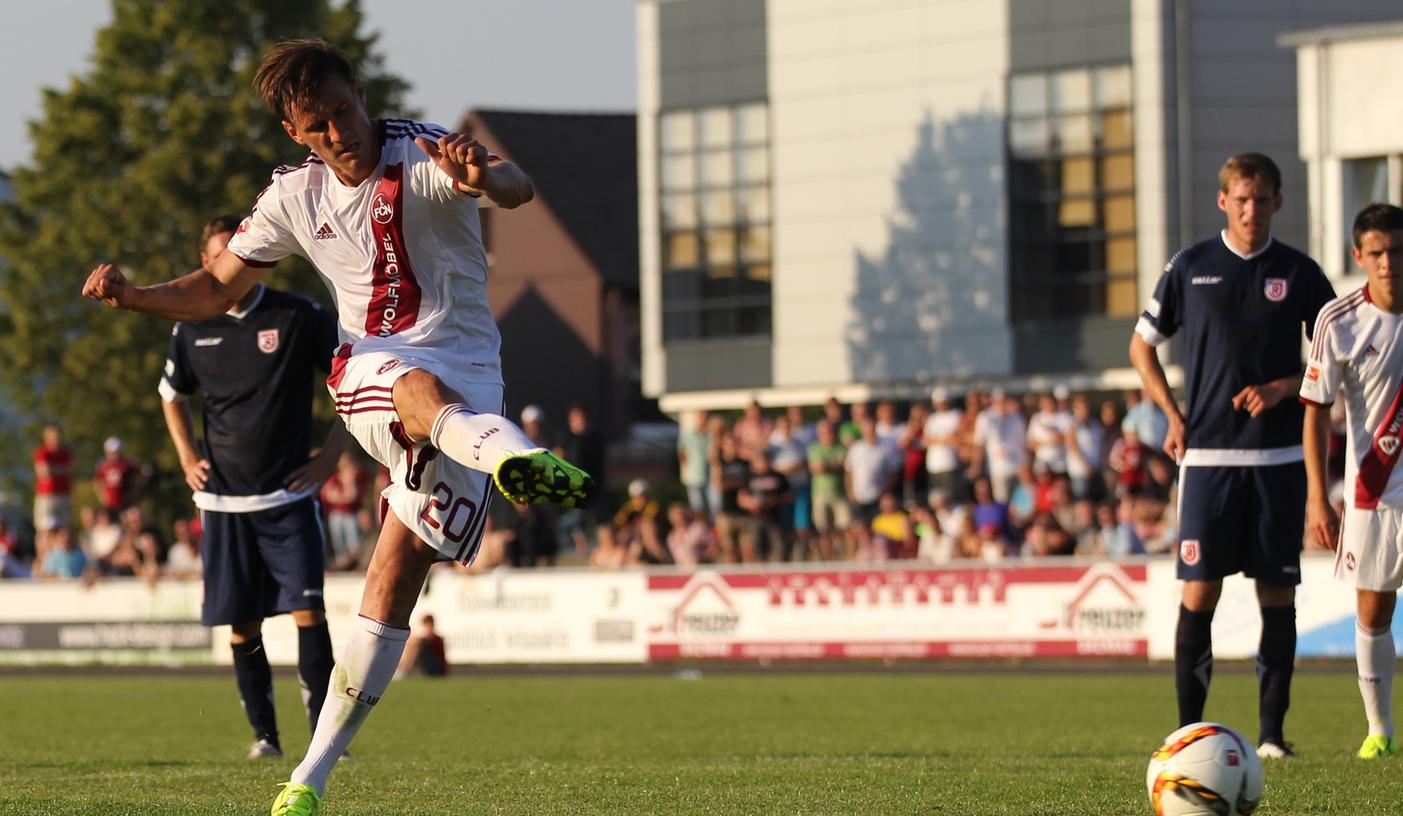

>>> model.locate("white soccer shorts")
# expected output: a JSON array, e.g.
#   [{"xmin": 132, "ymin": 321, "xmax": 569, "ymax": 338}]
[
  {"xmin": 328, "ymin": 346, "xmax": 499, "ymax": 565},
  {"xmin": 1338, "ymin": 503, "xmax": 1403, "ymax": 592}
]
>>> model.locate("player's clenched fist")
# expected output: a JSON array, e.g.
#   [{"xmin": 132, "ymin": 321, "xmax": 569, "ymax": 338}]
[
  {"xmin": 415, "ymin": 133, "xmax": 490, "ymax": 189},
  {"xmin": 82, "ymin": 263, "xmax": 133, "ymax": 309}
]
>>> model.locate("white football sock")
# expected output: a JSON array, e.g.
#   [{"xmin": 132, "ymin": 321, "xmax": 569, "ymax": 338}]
[
  {"xmin": 291, "ymin": 616, "xmax": 409, "ymax": 795},
  {"xmin": 431, "ymin": 404, "xmax": 541, "ymax": 474},
  {"xmin": 1356, "ymin": 621, "xmax": 1395, "ymax": 739}
]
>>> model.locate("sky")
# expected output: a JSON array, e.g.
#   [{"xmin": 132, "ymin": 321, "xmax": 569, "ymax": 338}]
[{"xmin": 0, "ymin": 0, "xmax": 638, "ymax": 172}]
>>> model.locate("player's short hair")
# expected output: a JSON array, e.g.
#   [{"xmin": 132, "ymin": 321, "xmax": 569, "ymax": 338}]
[
  {"xmin": 200, "ymin": 214, "xmax": 242, "ymax": 250},
  {"xmin": 253, "ymin": 38, "xmax": 357, "ymax": 121},
  {"xmin": 1218, "ymin": 153, "xmax": 1282, "ymax": 196},
  {"xmin": 1352, "ymin": 203, "xmax": 1403, "ymax": 247}
]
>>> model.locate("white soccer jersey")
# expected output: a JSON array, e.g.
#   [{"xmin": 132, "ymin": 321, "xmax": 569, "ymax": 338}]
[
  {"xmin": 227, "ymin": 119, "xmax": 502, "ymax": 384},
  {"xmin": 1299, "ymin": 286, "xmax": 1403, "ymax": 509}
]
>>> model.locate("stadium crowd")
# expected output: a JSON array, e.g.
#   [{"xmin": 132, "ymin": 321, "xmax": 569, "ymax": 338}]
[{"xmin": 0, "ymin": 388, "xmax": 1349, "ymax": 581}]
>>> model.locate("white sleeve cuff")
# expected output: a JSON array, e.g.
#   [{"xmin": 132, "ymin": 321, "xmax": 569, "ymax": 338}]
[
  {"xmin": 1135, "ymin": 316, "xmax": 1168, "ymax": 347},
  {"xmin": 158, "ymin": 378, "xmax": 186, "ymax": 404}
]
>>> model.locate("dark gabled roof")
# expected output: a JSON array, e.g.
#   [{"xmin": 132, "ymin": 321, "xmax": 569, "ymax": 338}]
[{"xmin": 466, "ymin": 110, "xmax": 638, "ymax": 289}]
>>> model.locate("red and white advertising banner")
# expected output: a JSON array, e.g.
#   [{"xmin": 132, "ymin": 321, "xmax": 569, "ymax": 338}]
[{"xmin": 644, "ymin": 563, "xmax": 1149, "ymax": 661}]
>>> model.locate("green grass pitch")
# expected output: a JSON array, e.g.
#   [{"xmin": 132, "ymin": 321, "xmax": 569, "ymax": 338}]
[{"xmin": 1, "ymin": 669, "xmax": 1399, "ymax": 814}]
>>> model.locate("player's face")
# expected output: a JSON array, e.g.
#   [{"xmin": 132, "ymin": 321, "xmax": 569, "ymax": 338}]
[
  {"xmin": 282, "ymin": 76, "xmax": 378, "ymax": 186},
  {"xmin": 1354, "ymin": 228, "xmax": 1403, "ymax": 308},
  {"xmin": 1217, "ymin": 176, "xmax": 1281, "ymax": 251}
]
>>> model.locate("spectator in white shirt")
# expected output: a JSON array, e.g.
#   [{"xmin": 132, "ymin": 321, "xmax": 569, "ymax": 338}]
[
  {"xmin": 1026, "ymin": 391, "xmax": 1072, "ymax": 475},
  {"xmin": 923, "ymin": 387, "xmax": 964, "ymax": 495},
  {"xmin": 969, "ymin": 389, "xmax": 1027, "ymax": 503}
]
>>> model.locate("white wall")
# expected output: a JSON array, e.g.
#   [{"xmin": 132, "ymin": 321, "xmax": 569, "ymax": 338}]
[{"xmin": 767, "ymin": 0, "xmax": 1011, "ymax": 388}]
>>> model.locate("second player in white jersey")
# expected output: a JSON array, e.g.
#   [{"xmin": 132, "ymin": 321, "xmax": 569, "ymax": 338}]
[{"xmin": 1301, "ymin": 202, "xmax": 1403, "ymax": 761}]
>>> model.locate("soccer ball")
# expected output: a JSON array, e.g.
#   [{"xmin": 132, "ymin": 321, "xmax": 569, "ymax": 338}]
[{"xmin": 1145, "ymin": 722, "xmax": 1264, "ymax": 815}]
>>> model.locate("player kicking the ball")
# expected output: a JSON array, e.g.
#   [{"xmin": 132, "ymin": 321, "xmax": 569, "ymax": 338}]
[
  {"xmin": 82, "ymin": 39, "xmax": 593, "ymax": 815},
  {"xmin": 1302, "ymin": 203, "xmax": 1403, "ymax": 761}
]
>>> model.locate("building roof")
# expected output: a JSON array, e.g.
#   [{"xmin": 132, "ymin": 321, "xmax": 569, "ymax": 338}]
[
  {"xmin": 1279, "ymin": 19, "xmax": 1403, "ymax": 47},
  {"xmin": 467, "ymin": 110, "xmax": 639, "ymax": 289}
]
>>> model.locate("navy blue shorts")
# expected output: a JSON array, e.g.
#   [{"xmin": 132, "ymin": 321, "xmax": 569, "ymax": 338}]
[
  {"xmin": 200, "ymin": 499, "xmax": 326, "ymax": 626},
  {"xmin": 1176, "ymin": 463, "xmax": 1305, "ymax": 585}
]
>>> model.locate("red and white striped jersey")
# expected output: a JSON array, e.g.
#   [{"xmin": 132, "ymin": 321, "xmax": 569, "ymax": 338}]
[
  {"xmin": 227, "ymin": 119, "xmax": 502, "ymax": 384},
  {"xmin": 1299, "ymin": 285, "xmax": 1403, "ymax": 509}
]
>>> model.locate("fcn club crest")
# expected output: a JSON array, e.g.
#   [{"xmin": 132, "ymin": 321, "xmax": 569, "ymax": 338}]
[
  {"xmin": 1264, "ymin": 278, "xmax": 1288, "ymax": 302},
  {"xmin": 1180, "ymin": 539, "xmax": 1201, "ymax": 566},
  {"xmin": 371, "ymin": 192, "xmax": 394, "ymax": 224},
  {"xmin": 257, "ymin": 329, "xmax": 280, "ymax": 354}
]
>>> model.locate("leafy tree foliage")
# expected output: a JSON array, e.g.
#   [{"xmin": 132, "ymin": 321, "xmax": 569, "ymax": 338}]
[{"xmin": 0, "ymin": 0, "xmax": 409, "ymax": 518}]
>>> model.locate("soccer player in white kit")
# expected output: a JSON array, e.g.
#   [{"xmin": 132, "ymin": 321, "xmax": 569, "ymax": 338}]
[
  {"xmin": 1301, "ymin": 203, "xmax": 1403, "ymax": 760},
  {"xmin": 81, "ymin": 39, "xmax": 593, "ymax": 815}
]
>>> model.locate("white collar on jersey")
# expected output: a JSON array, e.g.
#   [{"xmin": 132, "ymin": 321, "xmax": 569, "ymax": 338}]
[
  {"xmin": 1220, "ymin": 229, "xmax": 1274, "ymax": 261},
  {"xmin": 226, "ymin": 284, "xmax": 266, "ymax": 320}
]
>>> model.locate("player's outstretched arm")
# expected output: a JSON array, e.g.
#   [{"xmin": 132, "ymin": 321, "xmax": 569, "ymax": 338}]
[
  {"xmin": 81, "ymin": 250, "xmax": 265, "ymax": 322},
  {"xmin": 415, "ymin": 133, "xmax": 534, "ymax": 209},
  {"xmin": 1128, "ymin": 333, "xmax": 1186, "ymax": 462}
]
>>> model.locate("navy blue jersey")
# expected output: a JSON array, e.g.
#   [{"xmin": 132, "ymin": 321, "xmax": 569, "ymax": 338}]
[
  {"xmin": 1136, "ymin": 235, "xmax": 1334, "ymax": 454},
  {"xmin": 161, "ymin": 287, "xmax": 339, "ymax": 496}
]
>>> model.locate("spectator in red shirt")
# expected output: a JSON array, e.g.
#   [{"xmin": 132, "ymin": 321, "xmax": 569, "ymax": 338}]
[
  {"xmin": 33, "ymin": 424, "xmax": 73, "ymax": 559},
  {"xmin": 93, "ymin": 436, "xmax": 142, "ymax": 514}
]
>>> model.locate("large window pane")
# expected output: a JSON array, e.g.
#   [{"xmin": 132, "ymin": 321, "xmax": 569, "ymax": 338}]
[
  {"xmin": 660, "ymin": 111, "xmax": 695, "ymax": 153},
  {"xmin": 700, "ymin": 107, "xmax": 733, "ymax": 149},
  {"xmin": 1010, "ymin": 74, "xmax": 1048, "ymax": 117},
  {"xmin": 659, "ymin": 102, "xmax": 771, "ymax": 343},
  {"xmin": 1009, "ymin": 63, "xmax": 1135, "ymax": 321}
]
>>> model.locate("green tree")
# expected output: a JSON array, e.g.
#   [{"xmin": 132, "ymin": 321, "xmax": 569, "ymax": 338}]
[{"xmin": 0, "ymin": 0, "xmax": 409, "ymax": 523}]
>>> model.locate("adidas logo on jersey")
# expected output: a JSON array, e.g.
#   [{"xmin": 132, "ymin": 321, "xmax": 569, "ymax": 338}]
[
  {"xmin": 314, "ymin": 222, "xmax": 337, "ymax": 240},
  {"xmin": 1366, "ymin": 345, "xmax": 1380, "ymax": 356}
]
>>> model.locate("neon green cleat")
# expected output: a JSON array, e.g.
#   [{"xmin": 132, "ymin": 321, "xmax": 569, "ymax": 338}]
[
  {"xmin": 493, "ymin": 448, "xmax": 594, "ymax": 508},
  {"xmin": 1357, "ymin": 734, "xmax": 1400, "ymax": 760},
  {"xmin": 271, "ymin": 781, "xmax": 322, "ymax": 816}
]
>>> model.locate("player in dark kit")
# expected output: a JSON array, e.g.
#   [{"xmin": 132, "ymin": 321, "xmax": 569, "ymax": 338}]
[
  {"xmin": 160, "ymin": 215, "xmax": 349, "ymax": 759},
  {"xmin": 1130, "ymin": 154, "xmax": 1335, "ymax": 758}
]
